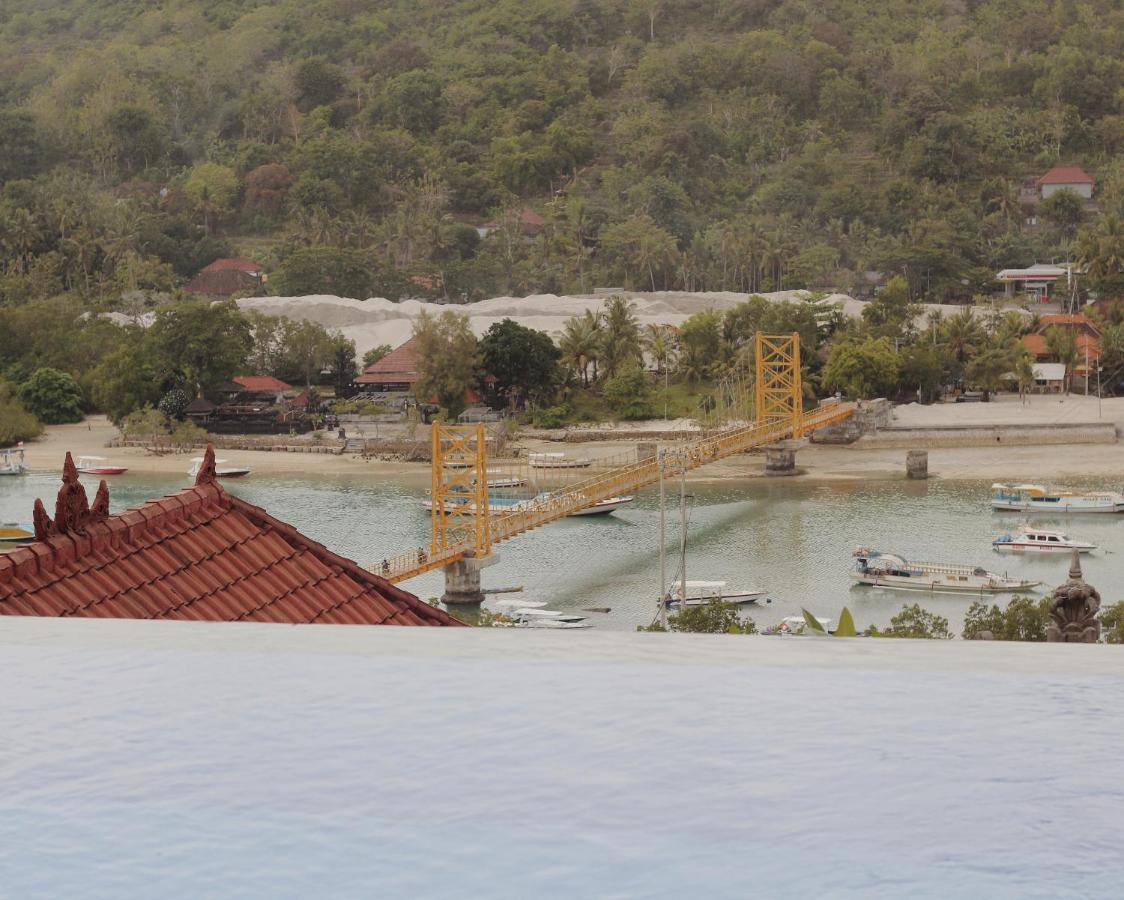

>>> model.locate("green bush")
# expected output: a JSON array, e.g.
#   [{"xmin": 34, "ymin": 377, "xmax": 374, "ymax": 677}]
[
  {"xmin": 532, "ymin": 404, "xmax": 570, "ymax": 428},
  {"xmin": 18, "ymin": 367, "xmax": 84, "ymax": 424},
  {"xmin": 0, "ymin": 381, "xmax": 43, "ymax": 444},
  {"xmin": 869, "ymin": 604, "xmax": 953, "ymax": 639},
  {"xmin": 603, "ymin": 366, "xmax": 655, "ymax": 420},
  {"xmin": 640, "ymin": 600, "xmax": 756, "ymax": 634},
  {"xmin": 1099, "ymin": 601, "xmax": 1124, "ymax": 644},
  {"xmin": 332, "ymin": 397, "xmax": 390, "ymax": 416},
  {"xmin": 962, "ymin": 596, "xmax": 1048, "ymax": 641}
]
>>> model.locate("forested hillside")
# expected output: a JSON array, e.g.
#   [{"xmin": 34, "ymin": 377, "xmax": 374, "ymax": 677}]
[{"xmin": 1, "ymin": 0, "xmax": 1121, "ymax": 308}]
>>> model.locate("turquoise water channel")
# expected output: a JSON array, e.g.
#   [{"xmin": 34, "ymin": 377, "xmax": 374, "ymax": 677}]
[{"xmin": 5, "ymin": 467, "xmax": 1122, "ymax": 633}]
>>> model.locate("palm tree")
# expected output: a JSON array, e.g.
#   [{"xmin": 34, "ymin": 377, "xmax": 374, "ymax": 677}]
[
  {"xmin": 643, "ymin": 324, "xmax": 677, "ymax": 375},
  {"xmin": 601, "ymin": 295, "xmax": 642, "ymax": 378},
  {"xmin": 560, "ymin": 312, "xmax": 600, "ymax": 386},
  {"xmin": 944, "ymin": 308, "xmax": 983, "ymax": 366},
  {"xmin": 1044, "ymin": 326, "xmax": 1080, "ymax": 393},
  {"xmin": 1074, "ymin": 216, "xmax": 1124, "ymax": 283}
]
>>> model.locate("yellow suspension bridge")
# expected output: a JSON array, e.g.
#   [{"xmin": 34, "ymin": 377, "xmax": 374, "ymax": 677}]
[{"xmin": 372, "ymin": 333, "xmax": 854, "ymax": 592}]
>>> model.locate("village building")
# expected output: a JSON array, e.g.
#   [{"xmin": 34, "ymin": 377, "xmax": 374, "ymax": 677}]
[
  {"xmin": 185, "ymin": 257, "xmax": 267, "ymax": 297},
  {"xmin": 1036, "ymin": 165, "xmax": 1095, "ymax": 200},
  {"xmin": 995, "ymin": 264, "xmax": 1071, "ymax": 302},
  {"xmin": 0, "ymin": 449, "xmax": 462, "ymax": 627},
  {"xmin": 353, "ymin": 336, "xmax": 497, "ymax": 413},
  {"xmin": 1021, "ymin": 313, "xmax": 1101, "ymax": 389}
]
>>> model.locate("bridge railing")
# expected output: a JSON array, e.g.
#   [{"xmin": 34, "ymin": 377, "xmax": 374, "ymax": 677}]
[{"xmin": 376, "ymin": 400, "xmax": 854, "ymax": 582}]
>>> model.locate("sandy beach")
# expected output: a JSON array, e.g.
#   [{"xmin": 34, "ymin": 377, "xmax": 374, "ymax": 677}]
[{"xmin": 16, "ymin": 394, "xmax": 1124, "ymax": 487}]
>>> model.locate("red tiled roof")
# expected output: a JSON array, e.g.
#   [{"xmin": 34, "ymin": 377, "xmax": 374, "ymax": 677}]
[
  {"xmin": 1022, "ymin": 334, "xmax": 1048, "ymax": 356},
  {"xmin": 185, "ymin": 268, "xmax": 259, "ymax": 296},
  {"xmin": 1038, "ymin": 166, "xmax": 1094, "ymax": 186},
  {"xmin": 0, "ymin": 450, "xmax": 463, "ymax": 628},
  {"xmin": 361, "ymin": 337, "xmax": 420, "ymax": 379},
  {"xmin": 202, "ymin": 257, "xmax": 264, "ymax": 273},
  {"xmin": 1038, "ymin": 314, "xmax": 1100, "ymax": 335},
  {"xmin": 233, "ymin": 375, "xmax": 292, "ymax": 392}
]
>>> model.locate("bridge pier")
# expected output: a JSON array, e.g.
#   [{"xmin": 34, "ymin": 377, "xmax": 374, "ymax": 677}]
[
  {"xmin": 764, "ymin": 439, "xmax": 805, "ymax": 476},
  {"xmin": 441, "ymin": 552, "xmax": 498, "ymax": 606}
]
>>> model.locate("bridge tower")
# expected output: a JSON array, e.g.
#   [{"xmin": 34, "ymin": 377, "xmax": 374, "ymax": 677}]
[
  {"xmin": 430, "ymin": 424, "xmax": 493, "ymax": 605},
  {"xmin": 755, "ymin": 332, "xmax": 805, "ymax": 474}
]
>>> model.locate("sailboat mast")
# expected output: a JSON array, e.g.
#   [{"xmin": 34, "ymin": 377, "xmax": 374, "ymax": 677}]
[
  {"xmin": 679, "ymin": 465, "xmax": 687, "ymax": 607},
  {"xmin": 658, "ymin": 450, "xmax": 667, "ymax": 629}
]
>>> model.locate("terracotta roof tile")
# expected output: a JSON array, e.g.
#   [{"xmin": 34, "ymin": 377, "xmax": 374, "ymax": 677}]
[
  {"xmin": 0, "ymin": 448, "xmax": 463, "ymax": 628},
  {"xmin": 232, "ymin": 375, "xmax": 292, "ymax": 392}
]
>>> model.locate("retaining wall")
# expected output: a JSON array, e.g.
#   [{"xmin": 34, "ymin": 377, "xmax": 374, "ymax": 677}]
[{"xmin": 853, "ymin": 422, "xmax": 1117, "ymax": 449}]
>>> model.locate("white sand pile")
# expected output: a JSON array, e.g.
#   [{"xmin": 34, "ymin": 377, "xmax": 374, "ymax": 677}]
[{"xmin": 236, "ymin": 290, "xmax": 856, "ymax": 357}]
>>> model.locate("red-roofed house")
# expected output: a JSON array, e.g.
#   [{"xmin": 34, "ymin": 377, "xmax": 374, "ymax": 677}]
[
  {"xmin": 1022, "ymin": 313, "xmax": 1101, "ymax": 389},
  {"xmin": 186, "ymin": 258, "xmax": 267, "ymax": 297},
  {"xmin": 202, "ymin": 257, "xmax": 264, "ymax": 275},
  {"xmin": 1038, "ymin": 166, "xmax": 1095, "ymax": 200},
  {"xmin": 0, "ymin": 449, "xmax": 463, "ymax": 627},
  {"xmin": 233, "ymin": 375, "xmax": 292, "ymax": 393},
  {"xmin": 354, "ymin": 337, "xmax": 422, "ymax": 392}
]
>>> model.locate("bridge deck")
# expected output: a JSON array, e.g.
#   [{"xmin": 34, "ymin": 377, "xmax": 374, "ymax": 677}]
[{"xmin": 375, "ymin": 401, "xmax": 855, "ymax": 583}]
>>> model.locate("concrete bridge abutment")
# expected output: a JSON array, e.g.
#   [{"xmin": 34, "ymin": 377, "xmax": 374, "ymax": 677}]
[{"xmin": 441, "ymin": 552, "xmax": 498, "ymax": 606}]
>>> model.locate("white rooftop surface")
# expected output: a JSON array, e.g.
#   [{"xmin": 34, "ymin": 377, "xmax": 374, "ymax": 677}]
[{"xmin": 2, "ymin": 617, "xmax": 1122, "ymax": 898}]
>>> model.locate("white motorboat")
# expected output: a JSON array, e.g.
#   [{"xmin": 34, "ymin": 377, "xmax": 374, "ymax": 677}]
[
  {"xmin": 664, "ymin": 580, "xmax": 767, "ymax": 607},
  {"xmin": 993, "ymin": 526, "xmax": 1096, "ymax": 555},
  {"xmin": 500, "ymin": 608, "xmax": 593, "ymax": 629},
  {"xmin": 0, "ymin": 446, "xmax": 28, "ymax": 476},
  {"xmin": 188, "ymin": 457, "xmax": 251, "ymax": 479},
  {"xmin": 851, "ymin": 548, "xmax": 1040, "ymax": 594},
  {"xmin": 76, "ymin": 456, "xmax": 128, "ymax": 475},
  {"xmin": 991, "ymin": 483, "xmax": 1124, "ymax": 514},
  {"xmin": 528, "ymin": 452, "xmax": 591, "ymax": 469}
]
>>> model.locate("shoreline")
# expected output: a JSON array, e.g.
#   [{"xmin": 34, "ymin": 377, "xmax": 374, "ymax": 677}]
[{"xmin": 12, "ymin": 415, "xmax": 1124, "ymax": 487}]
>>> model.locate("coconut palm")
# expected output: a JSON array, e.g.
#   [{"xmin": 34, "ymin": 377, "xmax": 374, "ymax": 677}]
[
  {"xmin": 643, "ymin": 324, "xmax": 678, "ymax": 375},
  {"xmin": 600, "ymin": 295, "xmax": 642, "ymax": 378},
  {"xmin": 559, "ymin": 312, "xmax": 600, "ymax": 386}
]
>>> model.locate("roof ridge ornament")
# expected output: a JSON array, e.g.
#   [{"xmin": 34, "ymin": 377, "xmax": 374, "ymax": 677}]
[
  {"xmin": 195, "ymin": 444, "xmax": 218, "ymax": 486},
  {"xmin": 33, "ymin": 452, "xmax": 112, "ymax": 540}
]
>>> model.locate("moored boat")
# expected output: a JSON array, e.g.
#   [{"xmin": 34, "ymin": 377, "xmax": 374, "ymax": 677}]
[
  {"xmin": 0, "ymin": 446, "xmax": 28, "ymax": 476},
  {"xmin": 663, "ymin": 580, "xmax": 767, "ymax": 607},
  {"xmin": 528, "ymin": 452, "xmax": 591, "ymax": 469},
  {"xmin": 76, "ymin": 456, "xmax": 128, "ymax": 475},
  {"xmin": 993, "ymin": 526, "xmax": 1096, "ymax": 555},
  {"xmin": 991, "ymin": 483, "xmax": 1124, "ymax": 514},
  {"xmin": 188, "ymin": 457, "xmax": 251, "ymax": 479},
  {"xmin": 851, "ymin": 548, "xmax": 1040, "ymax": 594},
  {"xmin": 0, "ymin": 523, "xmax": 35, "ymax": 544},
  {"xmin": 422, "ymin": 493, "xmax": 633, "ymax": 517}
]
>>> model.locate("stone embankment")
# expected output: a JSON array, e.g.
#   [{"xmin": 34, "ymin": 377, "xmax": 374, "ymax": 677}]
[{"xmin": 853, "ymin": 422, "xmax": 1117, "ymax": 449}]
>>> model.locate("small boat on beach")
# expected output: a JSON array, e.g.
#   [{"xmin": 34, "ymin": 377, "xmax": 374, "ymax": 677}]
[
  {"xmin": 993, "ymin": 526, "xmax": 1096, "ymax": 555},
  {"xmin": 474, "ymin": 471, "xmax": 526, "ymax": 489},
  {"xmin": 0, "ymin": 446, "xmax": 28, "ymax": 476},
  {"xmin": 188, "ymin": 457, "xmax": 251, "ymax": 479},
  {"xmin": 528, "ymin": 452, "xmax": 591, "ymax": 469},
  {"xmin": 851, "ymin": 548, "xmax": 1040, "ymax": 594},
  {"xmin": 991, "ymin": 483, "xmax": 1124, "ymax": 514},
  {"xmin": 663, "ymin": 580, "xmax": 767, "ymax": 607},
  {"xmin": 76, "ymin": 456, "xmax": 128, "ymax": 476}
]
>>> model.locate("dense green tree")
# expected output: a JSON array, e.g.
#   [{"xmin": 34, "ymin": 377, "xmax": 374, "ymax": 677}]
[
  {"xmin": 822, "ymin": 338, "xmax": 900, "ymax": 399},
  {"xmin": 479, "ymin": 318, "xmax": 561, "ymax": 408},
  {"xmin": 146, "ymin": 301, "xmax": 253, "ymax": 395},
  {"xmin": 963, "ymin": 597, "xmax": 1049, "ymax": 641},
  {"xmin": 603, "ymin": 365, "xmax": 655, "ymax": 420},
  {"xmin": 677, "ymin": 310, "xmax": 723, "ymax": 380},
  {"xmin": 412, "ymin": 310, "xmax": 478, "ymax": 417},
  {"xmin": 274, "ymin": 247, "xmax": 378, "ymax": 299},
  {"xmin": 1038, "ymin": 191, "xmax": 1086, "ymax": 243},
  {"xmin": 18, "ymin": 367, "xmax": 84, "ymax": 424},
  {"xmin": 362, "ymin": 344, "xmax": 393, "ymax": 368},
  {"xmin": 0, "ymin": 381, "xmax": 42, "ymax": 444}
]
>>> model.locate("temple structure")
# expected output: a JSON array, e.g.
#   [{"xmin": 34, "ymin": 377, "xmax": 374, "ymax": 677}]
[{"xmin": 0, "ymin": 447, "xmax": 462, "ymax": 627}]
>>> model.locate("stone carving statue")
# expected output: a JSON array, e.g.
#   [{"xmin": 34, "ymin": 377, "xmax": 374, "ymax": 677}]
[{"xmin": 1046, "ymin": 550, "xmax": 1101, "ymax": 643}]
